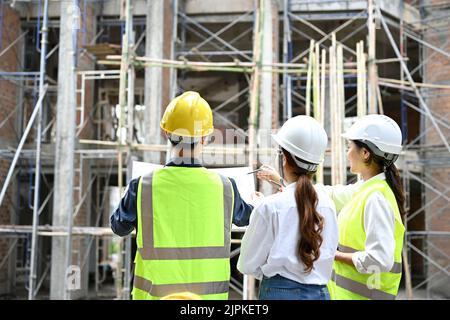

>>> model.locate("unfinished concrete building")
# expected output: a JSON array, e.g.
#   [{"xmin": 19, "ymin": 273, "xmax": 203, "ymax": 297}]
[{"xmin": 0, "ymin": 0, "xmax": 449, "ymax": 300}]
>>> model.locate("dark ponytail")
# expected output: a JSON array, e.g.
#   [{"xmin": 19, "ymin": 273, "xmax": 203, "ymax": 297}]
[
  {"xmin": 353, "ymin": 140, "xmax": 406, "ymax": 217},
  {"xmin": 282, "ymin": 149, "xmax": 324, "ymax": 273},
  {"xmin": 384, "ymin": 164, "xmax": 406, "ymax": 217}
]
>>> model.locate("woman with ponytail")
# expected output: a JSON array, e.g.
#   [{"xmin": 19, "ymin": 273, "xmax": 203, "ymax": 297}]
[
  {"xmin": 256, "ymin": 114, "xmax": 406, "ymax": 300},
  {"xmin": 237, "ymin": 116, "xmax": 339, "ymax": 300}
]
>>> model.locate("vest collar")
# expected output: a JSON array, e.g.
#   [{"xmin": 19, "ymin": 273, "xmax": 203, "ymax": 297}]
[
  {"xmin": 362, "ymin": 172, "xmax": 386, "ymax": 185},
  {"xmin": 165, "ymin": 157, "xmax": 203, "ymax": 167}
]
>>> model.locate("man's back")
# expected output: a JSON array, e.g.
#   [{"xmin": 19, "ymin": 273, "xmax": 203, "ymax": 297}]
[{"xmin": 133, "ymin": 166, "xmax": 233, "ymax": 300}]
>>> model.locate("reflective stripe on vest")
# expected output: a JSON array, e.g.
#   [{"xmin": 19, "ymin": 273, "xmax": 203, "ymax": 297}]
[
  {"xmin": 134, "ymin": 275, "xmax": 229, "ymax": 297},
  {"xmin": 331, "ymin": 270, "xmax": 396, "ymax": 300},
  {"xmin": 338, "ymin": 244, "xmax": 403, "ymax": 274},
  {"xmin": 138, "ymin": 172, "xmax": 232, "ymax": 260}
]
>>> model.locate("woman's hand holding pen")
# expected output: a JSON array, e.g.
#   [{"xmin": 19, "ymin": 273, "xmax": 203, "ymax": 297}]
[
  {"xmin": 255, "ymin": 164, "xmax": 280, "ymax": 182},
  {"xmin": 256, "ymin": 165, "xmax": 284, "ymax": 192}
]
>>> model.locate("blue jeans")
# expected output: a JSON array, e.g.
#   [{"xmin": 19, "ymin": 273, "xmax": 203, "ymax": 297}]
[{"xmin": 259, "ymin": 274, "xmax": 330, "ymax": 300}]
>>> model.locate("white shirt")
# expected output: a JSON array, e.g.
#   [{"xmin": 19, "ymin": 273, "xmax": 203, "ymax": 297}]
[
  {"xmin": 320, "ymin": 173, "xmax": 396, "ymax": 274},
  {"xmin": 237, "ymin": 183, "xmax": 339, "ymax": 285}
]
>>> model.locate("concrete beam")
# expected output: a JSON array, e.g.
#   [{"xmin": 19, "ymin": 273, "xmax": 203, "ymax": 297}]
[
  {"xmin": 15, "ymin": 0, "xmax": 420, "ymax": 27},
  {"xmin": 14, "ymin": 0, "xmax": 148, "ymax": 18},
  {"xmin": 185, "ymin": 0, "xmax": 254, "ymax": 14}
]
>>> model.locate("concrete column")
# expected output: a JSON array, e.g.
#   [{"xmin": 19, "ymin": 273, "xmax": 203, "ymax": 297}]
[
  {"xmin": 259, "ymin": 0, "xmax": 279, "ymax": 195},
  {"xmin": 144, "ymin": 0, "xmax": 164, "ymax": 163},
  {"xmin": 50, "ymin": 2, "xmax": 77, "ymax": 300}
]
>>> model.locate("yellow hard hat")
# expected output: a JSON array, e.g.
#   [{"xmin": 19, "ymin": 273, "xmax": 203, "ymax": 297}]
[
  {"xmin": 160, "ymin": 91, "xmax": 214, "ymax": 138},
  {"xmin": 160, "ymin": 292, "xmax": 203, "ymax": 300}
]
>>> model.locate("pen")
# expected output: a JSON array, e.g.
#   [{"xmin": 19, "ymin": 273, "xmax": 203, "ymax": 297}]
[{"xmin": 247, "ymin": 168, "xmax": 263, "ymax": 175}]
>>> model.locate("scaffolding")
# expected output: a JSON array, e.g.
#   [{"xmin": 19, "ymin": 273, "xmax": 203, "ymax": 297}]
[{"xmin": 0, "ymin": 0, "xmax": 449, "ymax": 300}]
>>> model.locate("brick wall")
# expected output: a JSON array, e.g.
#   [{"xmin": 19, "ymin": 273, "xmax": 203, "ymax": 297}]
[
  {"xmin": 0, "ymin": 4, "xmax": 21, "ymax": 142},
  {"xmin": 0, "ymin": 4, "xmax": 21, "ymax": 296}
]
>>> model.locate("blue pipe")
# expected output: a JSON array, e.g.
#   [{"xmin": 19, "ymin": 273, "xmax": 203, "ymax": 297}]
[
  {"xmin": 36, "ymin": 0, "xmax": 42, "ymax": 52},
  {"xmin": 294, "ymin": 84, "xmax": 358, "ymax": 89},
  {"xmin": 401, "ymin": 92, "xmax": 408, "ymax": 144},
  {"xmin": 83, "ymin": 0, "xmax": 87, "ymax": 46},
  {"xmin": 73, "ymin": 0, "xmax": 79, "ymax": 68},
  {"xmin": 28, "ymin": 164, "xmax": 34, "ymax": 210}
]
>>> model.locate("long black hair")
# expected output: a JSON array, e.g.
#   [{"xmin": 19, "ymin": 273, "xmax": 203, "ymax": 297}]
[
  {"xmin": 353, "ymin": 140, "xmax": 406, "ymax": 217},
  {"xmin": 282, "ymin": 149, "xmax": 324, "ymax": 273}
]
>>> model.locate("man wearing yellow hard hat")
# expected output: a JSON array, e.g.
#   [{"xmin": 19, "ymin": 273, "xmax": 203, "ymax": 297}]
[{"xmin": 111, "ymin": 91, "xmax": 253, "ymax": 300}]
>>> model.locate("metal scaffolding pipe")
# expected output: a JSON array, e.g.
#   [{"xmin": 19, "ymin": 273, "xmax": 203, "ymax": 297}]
[
  {"xmin": 29, "ymin": 0, "xmax": 49, "ymax": 301},
  {"xmin": 0, "ymin": 85, "xmax": 48, "ymax": 209}
]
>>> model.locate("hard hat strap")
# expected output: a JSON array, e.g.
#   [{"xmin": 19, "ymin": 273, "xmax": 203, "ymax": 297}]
[
  {"xmin": 279, "ymin": 147, "xmax": 319, "ymax": 172},
  {"xmin": 169, "ymin": 134, "xmax": 200, "ymax": 146},
  {"xmin": 292, "ymin": 156, "xmax": 318, "ymax": 172},
  {"xmin": 359, "ymin": 140, "xmax": 399, "ymax": 166}
]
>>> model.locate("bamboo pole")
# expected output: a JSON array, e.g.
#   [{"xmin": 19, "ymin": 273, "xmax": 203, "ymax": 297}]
[
  {"xmin": 377, "ymin": 84, "xmax": 384, "ymax": 115},
  {"xmin": 357, "ymin": 41, "xmax": 361, "ymax": 116},
  {"xmin": 305, "ymin": 40, "xmax": 314, "ymax": 116},
  {"xmin": 361, "ymin": 42, "xmax": 367, "ymax": 117},
  {"xmin": 313, "ymin": 43, "xmax": 320, "ymax": 119},
  {"xmin": 336, "ymin": 43, "xmax": 346, "ymax": 184},
  {"xmin": 313, "ymin": 44, "xmax": 323, "ymax": 183},
  {"xmin": 357, "ymin": 41, "xmax": 367, "ymax": 117},
  {"xmin": 320, "ymin": 49, "xmax": 326, "ymax": 128},
  {"xmin": 330, "ymin": 35, "xmax": 337, "ymax": 185},
  {"xmin": 330, "ymin": 34, "xmax": 347, "ymax": 186},
  {"xmin": 100, "ymin": 57, "xmax": 361, "ymax": 75}
]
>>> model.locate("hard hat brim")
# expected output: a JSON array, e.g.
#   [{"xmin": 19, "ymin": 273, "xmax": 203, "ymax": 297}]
[{"xmin": 160, "ymin": 123, "xmax": 214, "ymax": 138}]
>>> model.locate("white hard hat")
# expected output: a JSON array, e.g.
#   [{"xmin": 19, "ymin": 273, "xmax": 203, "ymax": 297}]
[
  {"xmin": 342, "ymin": 114, "xmax": 402, "ymax": 163},
  {"xmin": 272, "ymin": 115, "xmax": 328, "ymax": 171}
]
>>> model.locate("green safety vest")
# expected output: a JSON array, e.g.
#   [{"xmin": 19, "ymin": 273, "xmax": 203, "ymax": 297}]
[
  {"xmin": 132, "ymin": 166, "xmax": 234, "ymax": 300},
  {"xmin": 328, "ymin": 178, "xmax": 405, "ymax": 300}
]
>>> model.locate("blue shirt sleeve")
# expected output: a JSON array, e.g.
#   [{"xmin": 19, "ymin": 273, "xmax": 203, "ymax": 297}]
[
  {"xmin": 229, "ymin": 177, "xmax": 254, "ymax": 227},
  {"xmin": 110, "ymin": 177, "xmax": 139, "ymax": 237}
]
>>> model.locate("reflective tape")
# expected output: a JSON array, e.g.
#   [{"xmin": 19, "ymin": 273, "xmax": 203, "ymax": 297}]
[
  {"xmin": 338, "ymin": 244, "xmax": 402, "ymax": 273},
  {"xmin": 331, "ymin": 270, "xmax": 396, "ymax": 300},
  {"xmin": 133, "ymin": 275, "xmax": 229, "ymax": 297},
  {"xmin": 338, "ymin": 244, "xmax": 358, "ymax": 253},
  {"xmin": 390, "ymin": 262, "xmax": 402, "ymax": 274}
]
